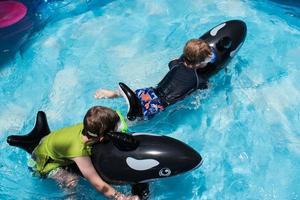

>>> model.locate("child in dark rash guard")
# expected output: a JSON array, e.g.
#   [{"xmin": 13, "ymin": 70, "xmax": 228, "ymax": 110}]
[{"xmin": 94, "ymin": 39, "xmax": 216, "ymax": 120}]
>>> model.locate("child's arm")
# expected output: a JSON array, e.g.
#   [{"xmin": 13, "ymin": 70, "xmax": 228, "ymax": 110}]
[
  {"xmin": 94, "ymin": 89, "xmax": 121, "ymax": 99},
  {"xmin": 72, "ymin": 156, "xmax": 139, "ymax": 200}
]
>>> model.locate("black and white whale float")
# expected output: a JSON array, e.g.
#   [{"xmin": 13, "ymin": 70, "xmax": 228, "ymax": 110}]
[
  {"xmin": 7, "ymin": 111, "xmax": 202, "ymax": 199},
  {"xmin": 119, "ymin": 19, "xmax": 247, "ymax": 121}
]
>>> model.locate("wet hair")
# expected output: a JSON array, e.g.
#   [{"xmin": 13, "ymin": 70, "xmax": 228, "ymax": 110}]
[
  {"xmin": 183, "ymin": 39, "xmax": 212, "ymax": 67},
  {"xmin": 82, "ymin": 106, "xmax": 120, "ymax": 138}
]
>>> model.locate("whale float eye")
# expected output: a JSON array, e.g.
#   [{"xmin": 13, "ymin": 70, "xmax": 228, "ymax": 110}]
[{"xmin": 159, "ymin": 168, "xmax": 171, "ymax": 177}]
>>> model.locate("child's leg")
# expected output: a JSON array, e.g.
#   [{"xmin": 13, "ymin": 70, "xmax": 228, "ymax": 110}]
[{"xmin": 48, "ymin": 168, "xmax": 79, "ymax": 188}]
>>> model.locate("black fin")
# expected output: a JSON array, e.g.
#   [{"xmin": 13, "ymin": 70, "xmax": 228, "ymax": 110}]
[
  {"xmin": 106, "ymin": 132, "xmax": 139, "ymax": 151},
  {"xmin": 118, "ymin": 82, "xmax": 143, "ymax": 121},
  {"xmin": 216, "ymin": 36, "xmax": 232, "ymax": 51},
  {"xmin": 7, "ymin": 111, "xmax": 51, "ymax": 154}
]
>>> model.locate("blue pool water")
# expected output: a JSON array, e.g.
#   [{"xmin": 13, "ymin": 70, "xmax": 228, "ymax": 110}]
[{"xmin": 1, "ymin": 0, "xmax": 300, "ymax": 199}]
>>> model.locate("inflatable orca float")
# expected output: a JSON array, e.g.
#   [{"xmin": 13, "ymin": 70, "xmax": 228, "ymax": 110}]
[
  {"xmin": 119, "ymin": 19, "xmax": 247, "ymax": 121},
  {"xmin": 7, "ymin": 111, "xmax": 202, "ymax": 199}
]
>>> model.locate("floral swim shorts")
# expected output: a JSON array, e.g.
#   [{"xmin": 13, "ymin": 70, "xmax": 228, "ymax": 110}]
[{"xmin": 135, "ymin": 87, "xmax": 164, "ymax": 120}]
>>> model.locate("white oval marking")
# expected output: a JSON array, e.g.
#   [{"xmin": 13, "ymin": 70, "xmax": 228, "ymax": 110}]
[
  {"xmin": 132, "ymin": 132, "xmax": 161, "ymax": 136},
  {"xmin": 210, "ymin": 23, "xmax": 226, "ymax": 36},
  {"xmin": 126, "ymin": 157, "xmax": 159, "ymax": 171},
  {"xmin": 230, "ymin": 42, "xmax": 243, "ymax": 57}
]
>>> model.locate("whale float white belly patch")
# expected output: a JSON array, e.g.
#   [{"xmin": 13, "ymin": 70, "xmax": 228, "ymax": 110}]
[{"xmin": 126, "ymin": 157, "xmax": 159, "ymax": 171}]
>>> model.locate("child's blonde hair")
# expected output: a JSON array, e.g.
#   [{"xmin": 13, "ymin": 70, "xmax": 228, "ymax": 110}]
[{"xmin": 183, "ymin": 39, "xmax": 212, "ymax": 67}]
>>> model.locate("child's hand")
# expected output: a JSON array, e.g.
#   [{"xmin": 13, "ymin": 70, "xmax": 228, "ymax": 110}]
[
  {"xmin": 94, "ymin": 89, "xmax": 118, "ymax": 99},
  {"xmin": 127, "ymin": 195, "xmax": 140, "ymax": 200},
  {"xmin": 114, "ymin": 192, "xmax": 140, "ymax": 200}
]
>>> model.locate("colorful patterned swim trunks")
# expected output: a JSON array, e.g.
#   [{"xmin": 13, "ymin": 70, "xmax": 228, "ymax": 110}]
[{"xmin": 135, "ymin": 87, "xmax": 164, "ymax": 120}]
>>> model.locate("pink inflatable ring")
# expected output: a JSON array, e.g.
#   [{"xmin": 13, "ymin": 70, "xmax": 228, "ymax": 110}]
[{"xmin": 0, "ymin": 1, "xmax": 27, "ymax": 28}]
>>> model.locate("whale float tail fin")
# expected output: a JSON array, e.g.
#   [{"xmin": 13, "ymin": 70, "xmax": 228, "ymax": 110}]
[
  {"xmin": 118, "ymin": 82, "xmax": 143, "ymax": 121},
  {"xmin": 7, "ymin": 111, "xmax": 50, "ymax": 154}
]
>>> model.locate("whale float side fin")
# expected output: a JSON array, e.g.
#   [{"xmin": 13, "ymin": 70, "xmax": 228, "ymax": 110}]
[
  {"xmin": 216, "ymin": 36, "xmax": 232, "ymax": 51},
  {"xmin": 132, "ymin": 183, "xmax": 150, "ymax": 200},
  {"xmin": 118, "ymin": 82, "xmax": 143, "ymax": 121},
  {"xmin": 6, "ymin": 111, "xmax": 50, "ymax": 154}
]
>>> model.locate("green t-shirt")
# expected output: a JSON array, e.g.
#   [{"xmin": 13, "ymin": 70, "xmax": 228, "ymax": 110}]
[{"xmin": 33, "ymin": 123, "xmax": 91, "ymax": 175}]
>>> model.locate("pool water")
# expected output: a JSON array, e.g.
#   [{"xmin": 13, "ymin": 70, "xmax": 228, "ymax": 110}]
[{"xmin": 1, "ymin": 0, "xmax": 300, "ymax": 199}]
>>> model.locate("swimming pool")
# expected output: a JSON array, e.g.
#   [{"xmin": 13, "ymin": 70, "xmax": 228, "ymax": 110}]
[{"xmin": 1, "ymin": 0, "xmax": 300, "ymax": 199}]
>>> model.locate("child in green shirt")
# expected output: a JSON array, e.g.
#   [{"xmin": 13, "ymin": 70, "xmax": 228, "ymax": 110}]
[{"xmin": 30, "ymin": 106, "xmax": 138, "ymax": 200}]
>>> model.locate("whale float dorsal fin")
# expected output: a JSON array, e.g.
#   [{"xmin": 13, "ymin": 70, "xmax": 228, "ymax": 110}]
[
  {"xmin": 106, "ymin": 132, "xmax": 139, "ymax": 151},
  {"xmin": 118, "ymin": 82, "xmax": 143, "ymax": 121}
]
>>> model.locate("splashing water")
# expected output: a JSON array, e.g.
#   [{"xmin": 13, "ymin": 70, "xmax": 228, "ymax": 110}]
[{"xmin": 1, "ymin": 0, "xmax": 300, "ymax": 199}]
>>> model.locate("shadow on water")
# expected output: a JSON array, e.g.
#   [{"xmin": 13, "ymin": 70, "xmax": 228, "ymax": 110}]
[
  {"xmin": 247, "ymin": 0, "xmax": 300, "ymax": 30},
  {"xmin": 268, "ymin": 0, "xmax": 300, "ymax": 8}
]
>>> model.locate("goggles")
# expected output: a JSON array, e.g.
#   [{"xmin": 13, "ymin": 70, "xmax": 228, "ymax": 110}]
[{"xmin": 86, "ymin": 130, "xmax": 99, "ymax": 138}]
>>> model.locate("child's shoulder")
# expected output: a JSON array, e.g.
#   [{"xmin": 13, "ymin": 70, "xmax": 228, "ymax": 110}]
[{"xmin": 168, "ymin": 56, "xmax": 184, "ymax": 69}]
